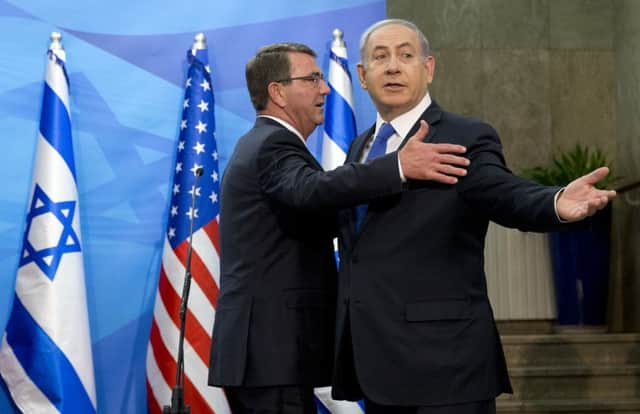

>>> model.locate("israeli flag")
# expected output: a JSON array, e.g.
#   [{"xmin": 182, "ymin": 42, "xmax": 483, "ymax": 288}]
[
  {"xmin": 316, "ymin": 28, "xmax": 364, "ymax": 414},
  {"xmin": 321, "ymin": 28, "xmax": 357, "ymax": 171},
  {"xmin": 0, "ymin": 33, "xmax": 97, "ymax": 413}
]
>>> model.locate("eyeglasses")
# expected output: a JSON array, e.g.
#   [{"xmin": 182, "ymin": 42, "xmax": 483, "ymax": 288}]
[{"xmin": 275, "ymin": 73, "xmax": 325, "ymax": 87}]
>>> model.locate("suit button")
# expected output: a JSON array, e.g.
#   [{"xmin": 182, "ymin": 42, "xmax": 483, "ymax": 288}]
[
  {"xmin": 343, "ymin": 298, "xmax": 349, "ymax": 305},
  {"xmin": 352, "ymin": 255, "xmax": 359, "ymax": 264}
]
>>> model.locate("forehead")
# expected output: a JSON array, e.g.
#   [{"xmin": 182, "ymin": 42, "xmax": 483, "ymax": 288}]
[
  {"xmin": 288, "ymin": 52, "xmax": 319, "ymax": 74},
  {"xmin": 366, "ymin": 24, "xmax": 419, "ymax": 52}
]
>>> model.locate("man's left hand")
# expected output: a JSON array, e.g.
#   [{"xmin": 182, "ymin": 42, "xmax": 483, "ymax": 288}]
[{"xmin": 556, "ymin": 167, "xmax": 617, "ymax": 222}]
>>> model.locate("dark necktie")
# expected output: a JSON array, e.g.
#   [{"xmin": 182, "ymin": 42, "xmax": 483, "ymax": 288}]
[{"xmin": 354, "ymin": 122, "xmax": 395, "ymax": 232}]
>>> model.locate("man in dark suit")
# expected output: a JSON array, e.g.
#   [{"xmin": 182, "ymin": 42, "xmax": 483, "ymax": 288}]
[
  {"xmin": 331, "ymin": 19, "xmax": 617, "ymax": 414},
  {"xmin": 208, "ymin": 43, "xmax": 470, "ymax": 413}
]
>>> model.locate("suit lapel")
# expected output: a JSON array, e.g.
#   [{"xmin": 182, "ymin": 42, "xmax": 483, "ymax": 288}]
[
  {"xmin": 344, "ymin": 126, "xmax": 375, "ymax": 238},
  {"xmin": 346, "ymin": 101, "xmax": 444, "ymax": 241},
  {"xmin": 398, "ymin": 100, "xmax": 443, "ymax": 150},
  {"xmin": 348, "ymin": 125, "xmax": 374, "ymax": 163}
]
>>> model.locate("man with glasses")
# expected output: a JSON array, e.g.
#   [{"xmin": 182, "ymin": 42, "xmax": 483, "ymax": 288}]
[{"xmin": 208, "ymin": 42, "xmax": 470, "ymax": 413}]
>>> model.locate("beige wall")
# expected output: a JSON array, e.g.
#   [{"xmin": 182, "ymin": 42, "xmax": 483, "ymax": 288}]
[{"xmin": 387, "ymin": 0, "xmax": 640, "ymax": 331}]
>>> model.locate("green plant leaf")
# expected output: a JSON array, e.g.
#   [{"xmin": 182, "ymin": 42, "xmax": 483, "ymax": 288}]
[{"xmin": 521, "ymin": 144, "xmax": 615, "ymax": 189}]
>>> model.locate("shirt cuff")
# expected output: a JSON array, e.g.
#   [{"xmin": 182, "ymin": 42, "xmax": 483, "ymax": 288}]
[
  {"xmin": 397, "ymin": 153, "xmax": 406, "ymax": 183},
  {"xmin": 554, "ymin": 188, "xmax": 569, "ymax": 223}
]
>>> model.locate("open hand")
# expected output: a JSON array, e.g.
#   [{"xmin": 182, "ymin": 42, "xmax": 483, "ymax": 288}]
[
  {"xmin": 398, "ymin": 120, "xmax": 469, "ymax": 183},
  {"xmin": 556, "ymin": 167, "xmax": 617, "ymax": 222}
]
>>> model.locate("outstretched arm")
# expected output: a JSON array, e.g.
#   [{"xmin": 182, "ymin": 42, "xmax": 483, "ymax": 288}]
[{"xmin": 556, "ymin": 167, "xmax": 617, "ymax": 222}]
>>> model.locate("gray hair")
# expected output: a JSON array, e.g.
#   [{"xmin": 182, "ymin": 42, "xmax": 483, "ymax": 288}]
[{"xmin": 359, "ymin": 19, "xmax": 430, "ymax": 67}]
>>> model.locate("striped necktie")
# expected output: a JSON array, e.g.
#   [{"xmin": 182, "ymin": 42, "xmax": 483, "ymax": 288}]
[{"xmin": 354, "ymin": 122, "xmax": 395, "ymax": 231}]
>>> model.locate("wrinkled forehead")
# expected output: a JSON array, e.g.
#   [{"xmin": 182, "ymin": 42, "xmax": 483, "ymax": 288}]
[{"xmin": 365, "ymin": 24, "xmax": 420, "ymax": 54}]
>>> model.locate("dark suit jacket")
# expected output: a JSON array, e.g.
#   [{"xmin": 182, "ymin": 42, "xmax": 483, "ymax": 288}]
[
  {"xmin": 332, "ymin": 101, "xmax": 565, "ymax": 406},
  {"xmin": 208, "ymin": 117, "xmax": 403, "ymax": 387}
]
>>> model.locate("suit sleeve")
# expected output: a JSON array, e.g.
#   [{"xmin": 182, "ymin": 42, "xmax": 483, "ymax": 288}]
[
  {"xmin": 256, "ymin": 129, "xmax": 402, "ymax": 211},
  {"xmin": 456, "ymin": 123, "xmax": 565, "ymax": 232}
]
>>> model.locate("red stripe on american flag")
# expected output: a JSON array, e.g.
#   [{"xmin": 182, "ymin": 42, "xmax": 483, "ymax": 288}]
[
  {"xmin": 149, "ymin": 319, "xmax": 214, "ymax": 414},
  {"xmin": 174, "ymin": 242, "xmax": 219, "ymax": 308},
  {"xmin": 203, "ymin": 219, "xmax": 220, "ymax": 254},
  {"xmin": 183, "ymin": 367, "xmax": 215, "ymax": 414},
  {"xmin": 146, "ymin": 379, "xmax": 163, "ymax": 414},
  {"xmin": 149, "ymin": 319, "xmax": 177, "ymax": 386},
  {"xmin": 157, "ymin": 267, "xmax": 212, "ymax": 364}
]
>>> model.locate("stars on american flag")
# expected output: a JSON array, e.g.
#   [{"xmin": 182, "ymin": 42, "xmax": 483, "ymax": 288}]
[
  {"xmin": 193, "ymin": 141, "xmax": 205, "ymax": 154},
  {"xmin": 197, "ymin": 100, "xmax": 209, "ymax": 112},
  {"xmin": 195, "ymin": 120, "xmax": 207, "ymax": 134},
  {"xmin": 186, "ymin": 207, "xmax": 199, "ymax": 220},
  {"xmin": 190, "ymin": 163, "xmax": 203, "ymax": 176},
  {"xmin": 166, "ymin": 51, "xmax": 220, "ymax": 248}
]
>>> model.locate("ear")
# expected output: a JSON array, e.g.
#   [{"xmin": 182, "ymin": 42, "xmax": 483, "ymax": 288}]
[
  {"xmin": 356, "ymin": 63, "xmax": 368, "ymax": 89},
  {"xmin": 267, "ymin": 81, "xmax": 287, "ymax": 108},
  {"xmin": 425, "ymin": 56, "xmax": 435, "ymax": 85}
]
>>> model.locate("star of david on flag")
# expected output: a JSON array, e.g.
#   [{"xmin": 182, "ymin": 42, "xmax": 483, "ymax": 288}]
[
  {"xmin": 0, "ymin": 32, "xmax": 97, "ymax": 414},
  {"xmin": 20, "ymin": 184, "xmax": 81, "ymax": 279}
]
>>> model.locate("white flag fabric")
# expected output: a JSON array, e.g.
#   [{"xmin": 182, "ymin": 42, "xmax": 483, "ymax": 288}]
[
  {"xmin": 0, "ymin": 35, "xmax": 97, "ymax": 413},
  {"xmin": 321, "ymin": 29, "xmax": 357, "ymax": 171},
  {"xmin": 316, "ymin": 29, "xmax": 364, "ymax": 414}
]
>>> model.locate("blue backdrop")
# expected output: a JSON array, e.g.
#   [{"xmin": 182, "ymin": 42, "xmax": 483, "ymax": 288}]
[{"xmin": 0, "ymin": 1, "xmax": 384, "ymax": 412}]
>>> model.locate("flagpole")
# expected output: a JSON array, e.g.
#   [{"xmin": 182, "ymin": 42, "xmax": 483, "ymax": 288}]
[
  {"xmin": 316, "ymin": 27, "xmax": 365, "ymax": 414},
  {"xmin": 160, "ymin": 36, "xmax": 211, "ymax": 414},
  {"xmin": 0, "ymin": 31, "xmax": 97, "ymax": 414}
]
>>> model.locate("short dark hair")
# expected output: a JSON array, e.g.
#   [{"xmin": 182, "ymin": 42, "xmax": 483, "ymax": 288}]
[{"xmin": 245, "ymin": 43, "xmax": 317, "ymax": 111}]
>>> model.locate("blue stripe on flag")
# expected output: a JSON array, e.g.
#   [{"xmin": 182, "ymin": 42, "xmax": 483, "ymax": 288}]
[
  {"xmin": 5, "ymin": 296, "xmax": 95, "ymax": 413},
  {"xmin": 324, "ymin": 83, "xmax": 356, "ymax": 153},
  {"xmin": 315, "ymin": 396, "xmax": 332, "ymax": 414},
  {"xmin": 329, "ymin": 51, "xmax": 351, "ymax": 81},
  {"xmin": 39, "ymin": 82, "xmax": 77, "ymax": 179}
]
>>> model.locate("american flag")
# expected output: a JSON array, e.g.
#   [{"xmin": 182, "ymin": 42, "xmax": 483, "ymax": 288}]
[{"xmin": 146, "ymin": 34, "xmax": 230, "ymax": 414}]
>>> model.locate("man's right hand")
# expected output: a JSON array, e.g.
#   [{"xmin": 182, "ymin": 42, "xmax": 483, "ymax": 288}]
[{"xmin": 398, "ymin": 120, "xmax": 469, "ymax": 184}]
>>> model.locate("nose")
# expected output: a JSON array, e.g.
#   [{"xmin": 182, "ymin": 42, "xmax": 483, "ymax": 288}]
[
  {"xmin": 319, "ymin": 78, "xmax": 330, "ymax": 95},
  {"xmin": 385, "ymin": 54, "xmax": 400, "ymax": 73}
]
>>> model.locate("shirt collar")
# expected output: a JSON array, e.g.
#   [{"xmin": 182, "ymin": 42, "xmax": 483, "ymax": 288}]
[
  {"xmin": 258, "ymin": 115, "xmax": 306, "ymax": 144},
  {"xmin": 375, "ymin": 93, "xmax": 432, "ymax": 139}
]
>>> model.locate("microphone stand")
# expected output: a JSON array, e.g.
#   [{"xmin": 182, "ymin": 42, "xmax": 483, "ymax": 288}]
[{"xmin": 164, "ymin": 167, "xmax": 204, "ymax": 414}]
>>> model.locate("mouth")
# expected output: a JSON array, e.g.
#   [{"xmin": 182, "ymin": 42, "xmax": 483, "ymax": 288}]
[
  {"xmin": 383, "ymin": 82, "xmax": 405, "ymax": 91},
  {"xmin": 315, "ymin": 102, "xmax": 324, "ymax": 109}
]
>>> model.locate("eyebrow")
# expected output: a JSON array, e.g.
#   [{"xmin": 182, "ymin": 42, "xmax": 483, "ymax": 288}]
[{"xmin": 371, "ymin": 42, "xmax": 414, "ymax": 52}]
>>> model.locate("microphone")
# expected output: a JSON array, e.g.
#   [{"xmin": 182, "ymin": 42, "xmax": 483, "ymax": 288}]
[{"xmin": 164, "ymin": 167, "xmax": 204, "ymax": 414}]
